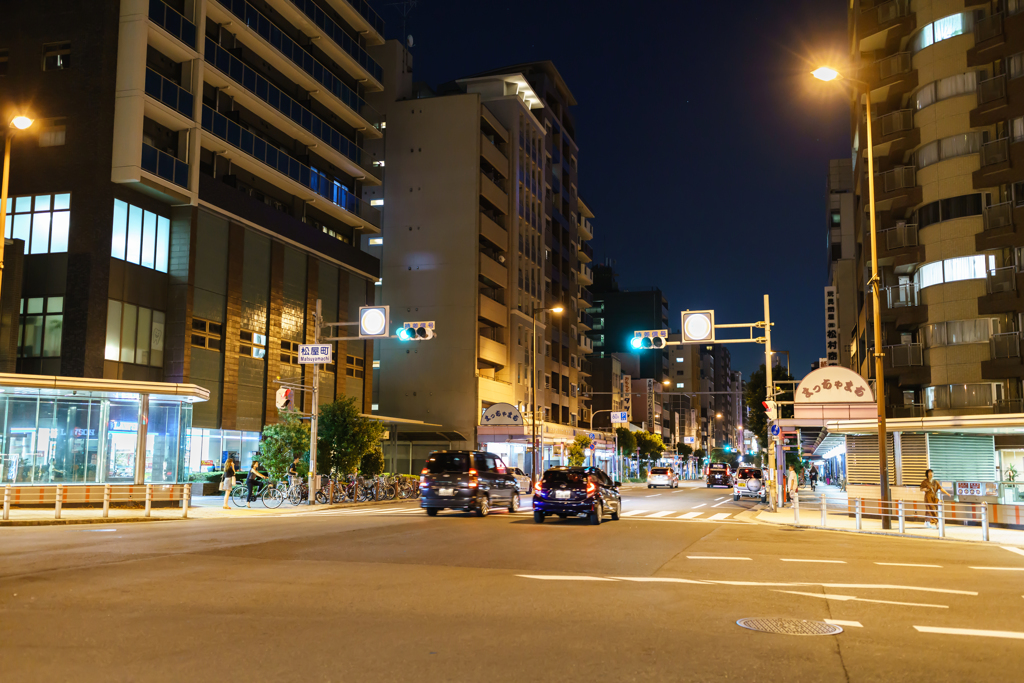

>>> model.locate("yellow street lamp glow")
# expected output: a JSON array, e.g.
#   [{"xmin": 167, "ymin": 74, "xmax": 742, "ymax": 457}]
[
  {"xmin": 811, "ymin": 67, "xmax": 840, "ymax": 82},
  {"xmin": 550, "ymin": 306, "xmax": 564, "ymax": 314},
  {"xmin": 662, "ymin": 379, "xmax": 671, "ymax": 386},
  {"xmin": 10, "ymin": 116, "xmax": 34, "ymax": 130}
]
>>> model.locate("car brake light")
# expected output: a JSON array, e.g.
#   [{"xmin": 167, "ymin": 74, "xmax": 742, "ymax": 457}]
[
  {"xmin": 421, "ymin": 468, "xmax": 429, "ymax": 476},
  {"xmin": 586, "ymin": 480, "xmax": 597, "ymax": 495},
  {"xmin": 468, "ymin": 468, "xmax": 478, "ymax": 488}
]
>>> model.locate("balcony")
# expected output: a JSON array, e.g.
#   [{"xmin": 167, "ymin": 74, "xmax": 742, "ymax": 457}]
[
  {"xmin": 579, "ymin": 262, "xmax": 593, "ymax": 285},
  {"xmin": 278, "ymin": 0, "xmax": 383, "ymax": 87},
  {"xmin": 203, "ymin": 39, "xmax": 379, "ymax": 182},
  {"xmin": 579, "ymin": 216, "xmax": 594, "ymax": 240},
  {"xmin": 579, "ymin": 310, "xmax": 594, "ymax": 330},
  {"xmin": 200, "ymin": 105, "xmax": 380, "ymax": 231},
  {"xmin": 879, "ymin": 282, "xmax": 926, "ymax": 329},
  {"xmin": 975, "ymin": 12, "xmax": 1004, "ymax": 44},
  {"xmin": 873, "ymin": 166, "xmax": 919, "ymax": 212},
  {"xmin": 580, "ymin": 335, "xmax": 593, "ymax": 353},
  {"xmin": 886, "ymin": 343, "xmax": 922, "ymax": 367},
  {"xmin": 983, "ymin": 332, "xmax": 1024, "ymax": 380},
  {"xmin": 479, "ymin": 293, "xmax": 508, "ymax": 327},
  {"xmin": 144, "ymin": 68, "xmax": 193, "ymax": 119},
  {"xmin": 330, "ymin": 0, "xmax": 385, "ymax": 43},
  {"xmin": 987, "ymin": 266, "xmax": 1018, "ymax": 294},
  {"xmin": 875, "ymin": 109, "xmax": 912, "ymax": 137},
  {"xmin": 995, "ymin": 399, "xmax": 1024, "ymax": 413},
  {"xmin": 148, "ymin": 0, "xmax": 197, "ymax": 50},
  {"xmin": 479, "ymin": 211, "xmax": 508, "ymax": 251},
  {"xmin": 580, "ymin": 288, "xmax": 594, "ymax": 307},
  {"xmin": 579, "ymin": 241, "xmax": 594, "ymax": 263},
  {"xmin": 976, "ymin": 202, "xmax": 1024, "ymax": 252},
  {"xmin": 981, "ymin": 137, "xmax": 1010, "ymax": 168},
  {"xmin": 478, "ymin": 335, "xmax": 508, "ymax": 368},
  {"xmin": 992, "ymin": 332, "xmax": 1021, "ymax": 359},
  {"xmin": 141, "ymin": 143, "xmax": 188, "ymax": 188},
  {"xmin": 986, "ymin": 201, "xmax": 1014, "ymax": 231},
  {"xmin": 480, "ymin": 172, "xmax": 508, "ymax": 212},
  {"xmin": 878, "ymin": 222, "xmax": 922, "ymax": 269},
  {"xmin": 864, "ymin": 53, "xmax": 916, "ymax": 104},
  {"xmin": 480, "ymin": 134, "xmax": 508, "ymax": 177},
  {"xmin": 872, "ymin": 344, "xmax": 928, "ymax": 385},
  {"xmin": 479, "ymin": 252, "xmax": 508, "ymax": 288},
  {"xmin": 890, "ymin": 404, "xmax": 925, "ymax": 418},
  {"xmin": 972, "ymin": 75, "xmax": 1009, "ymax": 128}
]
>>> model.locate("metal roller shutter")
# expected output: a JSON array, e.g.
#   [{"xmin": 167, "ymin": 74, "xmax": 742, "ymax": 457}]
[
  {"xmin": 899, "ymin": 433, "xmax": 928, "ymax": 486},
  {"xmin": 847, "ymin": 434, "xmax": 895, "ymax": 485},
  {"xmin": 926, "ymin": 435, "xmax": 997, "ymax": 482}
]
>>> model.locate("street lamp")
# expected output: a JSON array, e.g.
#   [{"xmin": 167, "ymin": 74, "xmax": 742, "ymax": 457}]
[
  {"xmin": 813, "ymin": 65, "xmax": 891, "ymax": 528},
  {"xmin": 531, "ymin": 304, "xmax": 562, "ymax": 485},
  {"xmin": 1, "ymin": 115, "xmax": 35, "ymax": 309}
]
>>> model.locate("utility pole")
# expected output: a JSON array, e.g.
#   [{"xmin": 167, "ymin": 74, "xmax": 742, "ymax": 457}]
[
  {"xmin": 763, "ymin": 295, "xmax": 777, "ymax": 511},
  {"xmin": 308, "ymin": 299, "xmax": 321, "ymax": 504}
]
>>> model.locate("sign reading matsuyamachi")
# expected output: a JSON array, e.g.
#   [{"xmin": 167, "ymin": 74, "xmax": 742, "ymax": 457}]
[
  {"xmin": 480, "ymin": 403, "xmax": 523, "ymax": 426},
  {"xmin": 299, "ymin": 344, "xmax": 332, "ymax": 364}
]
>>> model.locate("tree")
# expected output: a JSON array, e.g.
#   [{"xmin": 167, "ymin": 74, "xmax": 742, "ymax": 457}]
[
  {"xmin": 566, "ymin": 434, "xmax": 592, "ymax": 467},
  {"xmin": 317, "ymin": 396, "xmax": 388, "ymax": 476},
  {"xmin": 259, "ymin": 412, "xmax": 310, "ymax": 480},
  {"xmin": 744, "ymin": 363, "xmax": 794, "ymax": 451},
  {"xmin": 636, "ymin": 431, "xmax": 665, "ymax": 459},
  {"xmin": 615, "ymin": 427, "xmax": 636, "ymax": 456},
  {"xmin": 677, "ymin": 444, "xmax": 693, "ymax": 458}
]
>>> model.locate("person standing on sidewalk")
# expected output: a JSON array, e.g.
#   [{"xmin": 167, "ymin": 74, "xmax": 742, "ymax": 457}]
[
  {"xmin": 786, "ymin": 465, "xmax": 798, "ymax": 508},
  {"xmin": 920, "ymin": 469, "xmax": 949, "ymax": 529},
  {"xmin": 809, "ymin": 466, "xmax": 818, "ymax": 492},
  {"xmin": 220, "ymin": 457, "xmax": 237, "ymax": 509}
]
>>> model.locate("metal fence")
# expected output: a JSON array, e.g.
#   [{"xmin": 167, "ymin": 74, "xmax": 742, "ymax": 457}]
[{"xmin": 2, "ymin": 484, "xmax": 191, "ymax": 521}]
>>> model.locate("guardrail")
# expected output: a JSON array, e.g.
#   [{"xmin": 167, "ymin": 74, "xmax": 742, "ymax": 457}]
[{"xmin": 2, "ymin": 484, "xmax": 191, "ymax": 521}]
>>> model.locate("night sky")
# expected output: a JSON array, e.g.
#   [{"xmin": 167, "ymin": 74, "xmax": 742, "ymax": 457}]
[{"xmin": 376, "ymin": 0, "xmax": 852, "ymax": 380}]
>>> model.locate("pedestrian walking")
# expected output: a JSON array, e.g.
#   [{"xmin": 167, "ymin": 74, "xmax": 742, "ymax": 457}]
[
  {"xmin": 246, "ymin": 460, "xmax": 268, "ymax": 508},
  {"xmin": 920, "ymin": 469, "xmax": 949, "ymax": 529},
  {"xmin": 786, "ymin": 465, "xmax": 798, "ymax": 507},
  {"xmin": 220, "ymin": 457, "xmax": 237, "ymax": 509},
  {"xmin": 809, "ymin": 466, "xmax": 818, "ymax": 492}
]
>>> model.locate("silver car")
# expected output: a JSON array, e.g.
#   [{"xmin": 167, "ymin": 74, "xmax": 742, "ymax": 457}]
[
  {"xmin": 733, "ymin": 467, "xmax": 766, "ymax": 502},
  {"xmin": 646, "ymin": 467, "xmax": 678, "ymax": 489},
  {"xmin": 508, "ymin": 467, "xmax": 533, "ymax": 494}
]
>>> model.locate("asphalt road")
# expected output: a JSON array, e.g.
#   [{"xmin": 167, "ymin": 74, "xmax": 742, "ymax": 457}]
[{"xmin": 2, "ymin": 485, "xmax": 1022, "ymax": 682}]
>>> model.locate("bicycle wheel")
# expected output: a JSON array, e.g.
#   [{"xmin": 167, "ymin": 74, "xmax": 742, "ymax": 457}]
[
  {"xmin": 231, "ymin": 484, "xmax": 248, "ymax": 507},
  {"xmin": 288, "ymin": 486, "xmax": 306, "ymax": 505},
  {"xmin": 315, "ymin": 488, "xmax": 329, "ymax": 505},
  {"xmin": 263, "ymin": 487, "xmax": 284, "ymax": 509},
  {"xmin": 383, "ymin": 485, "xmax": 396, "ymax": 500}
]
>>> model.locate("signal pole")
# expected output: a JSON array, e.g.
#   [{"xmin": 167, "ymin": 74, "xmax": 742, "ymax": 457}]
[{"xmin": 308, "ymin": 299, "xmax": 321, "ymax": 504}]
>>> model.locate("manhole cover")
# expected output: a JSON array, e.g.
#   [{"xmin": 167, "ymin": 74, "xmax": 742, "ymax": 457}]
[{"xmin": 736, "ymin": 618, "xmax": 843, "ymax": 636}]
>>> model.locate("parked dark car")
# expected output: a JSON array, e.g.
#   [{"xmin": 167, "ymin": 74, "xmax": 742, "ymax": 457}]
[
  {"xmin": 706, "ymin": 462, "xmax": 732, "ymax": 488},
  {"xmin": 532, "ymin": 466, "xmax": 621, "ymax": 525},
  {"xmin": 420, "ymin": 450, "xmax": 519, "ymax": 516}
]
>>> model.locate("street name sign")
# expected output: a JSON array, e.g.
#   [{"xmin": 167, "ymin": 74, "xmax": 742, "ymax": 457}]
[{"xmin": 298, "ymin": 344, "xmax": 333, "ymax": 364}]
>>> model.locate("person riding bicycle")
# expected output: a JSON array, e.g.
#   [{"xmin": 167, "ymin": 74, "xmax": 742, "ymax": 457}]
[
  {"xmin": 287, "ymin": 455, "xmax": 302, "ymax": 490},
  {"xmin": 246, "ymin": 460, "xmax": 268, "ymax": 508},
  {"xmin": 809, "ymin": 466, "xmax": 818, "ymax": 491}
]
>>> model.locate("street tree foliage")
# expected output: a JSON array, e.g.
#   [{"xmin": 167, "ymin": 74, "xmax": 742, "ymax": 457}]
[
  {"xmin": 259, "ymin": 412, "xmax": 310, "ymax": 480},
  {"xmin": 317, "ymin": 396, "xmax": 388, "ymax": 476},
  {"xmin": 616, "ymin": 427, "xmax": 636, "ymax": 455},
  {"xmin": 743, "ymin": 363, "xmax": 794, "ymax": 451},
  {"xmin": 710, "ymin": 448, "xmax": 732, "ymax": 464},
  {"xmin": 567, "ymin": 434, "xmax": 592, "ymax": 467},
  {"xmin": 677, "ymin": 444, "xmax": 693, "ymax": 457}
]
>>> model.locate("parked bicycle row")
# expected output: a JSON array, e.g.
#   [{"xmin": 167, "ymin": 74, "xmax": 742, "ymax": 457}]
[{"xmin": 225, "ymin": 473, "xmax": 421, "ymax": 509}]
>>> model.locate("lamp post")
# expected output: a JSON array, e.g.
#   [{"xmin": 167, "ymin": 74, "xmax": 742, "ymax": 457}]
[
  {"xmin": 0, "ymin": 115, "xmax": 34, "ymax": 308},
  {"xmin": 813, "ymin": 66, "xmax": 891, "ymax": 528},
  {"xmin": 531, "ymin": 304, "xmax": 562, "ymax": 486}
]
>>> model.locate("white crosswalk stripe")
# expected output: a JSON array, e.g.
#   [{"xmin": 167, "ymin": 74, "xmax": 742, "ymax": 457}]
[
  {"xmin": 647, "ymin": 511, "xmax": 675, "ymax": 518},
  {"xmin": 620, "ymin": 510, "xmax": 650, "ymax": 517},
  {"xmin": 679, "ymin": 512, "xmax": 702, "ymax": 519},
  {"xmin": 278, "ymin": 506, "xmax": 750, "ymax": 522},
  {"xmin": 707, "ymin": 512, "xmax": 731, "ymax": 521}
]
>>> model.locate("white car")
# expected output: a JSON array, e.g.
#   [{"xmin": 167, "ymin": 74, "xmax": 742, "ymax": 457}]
[
  {"xmin": 508, "ymin": 467, "xmax": 533, "ymax": 494},
  {"xmin": 733, "ymin": 467, "xmax": 766, "ymax": 502},
  {"xmin": 647, "ymin": 467, "xmax": 679, "ymax": 489}
]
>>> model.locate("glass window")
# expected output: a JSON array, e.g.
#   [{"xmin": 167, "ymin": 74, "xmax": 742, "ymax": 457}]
[
  {"xmin": 18, "ymin": 296, "xmax": 64, "ymax": 359},
  {"xmin": 151, "ymin": 311, "xmax": 165, "ymax": 367},
  {"xmin": 105, "ymin": 301, "xmax": 122, "ymax": 361},
  {"xmin": 111, "ymin": 199, "xmax": 169, "ymax": 273},
  {"xmin": 126, "ymin": 204, "xmax": 142, "ymax": 264},
  {"xmin": 120, "ymin": 304, "xmax": 137, "ymax": 363},
  {"xmin": 425, "ymin": 452, "xmax": 470, "ymax": 473},
  {"xmin": 105, "ymin": 299, "xmax": 165, "ymax": 367},
  {"xmin": 111, "ymin": 199, "xmax": 127, "ymax": 259},
  {"xmin": 141, "ymin": 210, "xmax": 156, "ymax": 269},
  {"xmin": 42, "ymin": 41, "xmax": 70, "ymax": 71},
  {"xmin": 915, "ymin": 83, "xmax": 936, "ymax": 110},
  {"xmin": 38, "ymin": 118, "xmax": 67, "ymax": 147},
  {"xmin": 4, "ymin": 193, "xmax": 70, "ymax": 253},
  {"xmin": 917, "ymin": 261, "xmax": 944, "ymax": 289},
  {"xmin": 1010, "ymin": 52, "xmax": 1024, "ymax": 80}
]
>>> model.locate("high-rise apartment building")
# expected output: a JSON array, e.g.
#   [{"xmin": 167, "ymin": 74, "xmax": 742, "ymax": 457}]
[
  {"xmin": 0, "ymin": 0, "xmax": 385, "ymax": 479},
  {"xmin": 366, "ymin": 49, "xmax": 599, "ymax": 473},
  {"xmin": 588, "ymin": 282, "xmax": 671, "ymax": 384},
  {"xmin": 826, "ymin": 158, "xmax": 858, "ymax": 369}
]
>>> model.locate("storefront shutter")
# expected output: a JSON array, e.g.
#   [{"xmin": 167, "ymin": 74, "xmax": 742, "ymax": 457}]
[
  {"xmin": 926, "ymin": 434, "xmax": 996, "ymax": 482},
  {"xmin": 846, "ymin": 434, "xmax": 895, "ymax": 485},
  {"xmin": 899, "ymin": 433, "xmax": 928, "ymax": 486}
]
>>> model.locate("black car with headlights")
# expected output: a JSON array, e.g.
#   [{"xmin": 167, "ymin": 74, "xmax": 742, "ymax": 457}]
[
  {"xmin": 420, "ymin": 450, "xmax": 519, "ymax": 517},
  {"xmin": 532, "ymin": 466, "xmax": 621, "ymax": 525}
]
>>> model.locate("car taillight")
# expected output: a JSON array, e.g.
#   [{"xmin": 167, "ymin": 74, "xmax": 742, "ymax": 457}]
[
  {"xmin": 468, "ymin": 469, "xmax": 478, "ymax": 488},
  {"xmin": 421, "ymin": 468, "xmax": 429, "ymax": 475},
  {"xmin": 534, "ymin": 486, "xmax": 544, "ymax": 498},
  {"xmin": 586, "ymin": 480, "xmax": 597, "ymax": 496}
]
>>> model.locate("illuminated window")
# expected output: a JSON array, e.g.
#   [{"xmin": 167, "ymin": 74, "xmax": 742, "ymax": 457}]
[
  {"xmin": 676, "ymin": 382, "xmax": 685, "ymax": 388},
  {"xmin": 4, "ymin": 193, "xmax": 71, "ymax": 253},
  {"xmin": 110, "ymin": 199, "xmax": 170, "ymax": 272},
  {"xmin": 240, "ymin": 330, "xmax": 267, "ymax": 358},
  {"xmin": 105, "ymin": 300, "xmax": 165, "ymax": 366},
  {"xmin": 912, "ymin": 13, "xmax": 971, "ymax": 53},
  {"xmin": 368, "ymin": 237, "xmax": 383, "ymax": 245},
  {"xmin": 915, "ymin": 255, "xmax": 994, "ymax": 289},
  {"xmin": 370, "ymin": 199, "xmax": 383, "ymax": 206}
]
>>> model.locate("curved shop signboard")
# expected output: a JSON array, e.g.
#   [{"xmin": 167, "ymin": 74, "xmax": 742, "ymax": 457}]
[{"xmin": 481, "ymin": 403, "xmax": 523, "ymax": 426}]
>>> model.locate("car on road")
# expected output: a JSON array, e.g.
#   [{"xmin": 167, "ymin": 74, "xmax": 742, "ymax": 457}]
[
  {"xmin": 508, "ymin": 466, "xmax": 532, "ymax": 494},
  {"xmin": 420, "ymin": 450, "xmax": 520, "ymax": 517},
  {"xmin": 646, "ymin": 467, "xmax": 678, "ymax": 489},
  {"xmin": 705, "ymin": 462, "xmax": 732, "ymax": 488},
  {"xmin": 532, "ymin": 466, "xmax": 621, "ymax": 525},
  {"xmin": 732, "ymin": 467, "xmax": 766, "ymax": 502}
]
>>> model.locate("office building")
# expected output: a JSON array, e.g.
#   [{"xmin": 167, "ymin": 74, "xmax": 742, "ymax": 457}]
[
  {"xmin": 0, "ymin": 0, "xmax": 386, "ymax": 482},
  {"xmin": 826, "ymin": 158, "xmax": 858, "ymax": 369},
  {"xmin": 588, "ymin": 274, "xmax": 670, "ymax": 384}
]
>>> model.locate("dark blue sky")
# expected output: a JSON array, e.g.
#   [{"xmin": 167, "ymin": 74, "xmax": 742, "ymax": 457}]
[{"xmin": 375, "ymin": 0, "xmax": 852, "ymax": 380}]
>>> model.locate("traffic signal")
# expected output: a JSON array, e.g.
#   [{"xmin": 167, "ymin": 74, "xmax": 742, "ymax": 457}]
[
  {"xmin": 358, "ymin": 305, "xmax": 390, "ymax": 338},
  {"xmin": 761, "ymin": 400, "xmax": 778, "ymax": 421},
  {"xmin": 632, "ymin": 329, "xmax": 668, "ymax": 349},
  {"xmin": 398, "ymin": 321, "xmax": 435, "ymax": 341},
  {"xmin": 275, "ymin": 387, "xmax": 294, "ymax": 411},
  {"xmin": 681, "ymin": 310, "xmax": 715, "ymax": 342}
]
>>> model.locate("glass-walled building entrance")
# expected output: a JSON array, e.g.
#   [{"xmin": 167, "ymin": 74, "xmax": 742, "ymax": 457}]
[{"xmin": 0, "ymin": 374, "xmax": 207, "ymax": 486}]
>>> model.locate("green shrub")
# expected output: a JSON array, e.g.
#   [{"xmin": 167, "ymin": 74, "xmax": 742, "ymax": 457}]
[{"xmin": 187, "ymin": 471, "xmax": 223, "ymax": 483}]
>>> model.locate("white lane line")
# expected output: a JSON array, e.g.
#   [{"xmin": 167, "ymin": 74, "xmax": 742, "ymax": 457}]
[
  {"xmin": 822, "ymin": 583, "xmax": 977, "ymax": 596},
  {"xmin": 775, "ymin": 590, "xmax": 947, "ymax": 609},
  {"xmin": 969, "ymin": 566, "xmax": 1024, "ymax": 571},
  {"xmin": 611, "ymin": 577, "xmax": 709, "ymax": 585},
  {"xmin": 825, "ymin": 619, "xmax": 863, "ymax": 628},
  {"xmin": 679, "ymin": 512, "xmax": 703, "ymax": 519},
  {"xmin": 646, "ymin": 494, "xmax": 662, "ymax": 498},
  {"xmin": 517, "ymin": 575, "xmax": 617, "ymax": 582},
  {"xmin": 691, "ymin": 503, "xmax": 707, "ymax": 509},
  {"xmin": 876, "ymin": 563, "xmax": 943, "ymax": 568},
  {"xmin": 620, "ymin": 510, "xmax": 649, "ymax": 517},
  {"xmin": 708, "ymin": 512, "xmax": 732, "ymax": 521},
  {"xmin": 781, "ymin": 559, "xmax": 847, "ymax": 564},
  {"xmin": 711, "ymin": 500, "xmax": 732, "ymax": 508},
  {"xmin": 714, "ymin": 497, "xmax": 727, "ymax": 501},
  {"xmin": 1000, "ymin": 546, "xmax": 1024, "ymax": 558},
  {"xmin": 914, "ymin": 626, "xmax": 1024, "ymax": 640},
  {"xmin": 687, "ymin": 556, "xmax": 752, "ymax": 561},
  {"xmin": 647, "ymin": 510, "xmax": 675, "ymax": 518}
]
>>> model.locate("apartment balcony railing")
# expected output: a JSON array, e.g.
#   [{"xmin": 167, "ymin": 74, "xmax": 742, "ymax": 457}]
[
  {"xmin": 975, "ymin": 12, "xmax": 1004, "ymax": 44},
  {"xmin": 200, "ymin": 105, "xmax": 380, "ymax": 227},
  {"xmin": 995, "ymin": 399, "xmax": 1024, "ymax": 413},
  {"xmin": 204, "ymin": 39, "xmax": 376, "ymax": 175},
  {"xmin": 345, "ymin": 0, "xmax": 385, "ymax": 37},
  {"xmin": 981, "ymin": 137, "xmax": 1010, "ymax": 167},
  {"xmin": 872, "ymin": 0, "xmax": 911, "ymax": 24},
  {"xmin": 985, "ymin": 201, "xmax": 1014, "ymax": 230},
  {"xmin": 149, "ymin": 0, "xmax": 197, "ymax": 49},
  {"xmin": 877, "ymin": 52, "xmax": 912, "ymax": 81},
  {"xmin": 580, "ymin": 310, "xmax": 594, "ymax": 328},
  {"xmin": 883, "ymin": 222, "xmax": 918, "ymax": 250},
  {"xmin": 144, "ymin": 68, "xmax": 193, "ymax": 118},
  {"xmin": 987, "ymin": 266, "xmax": 1017, "ymax": 294},
  {"xmin": 876, "ymin": 109, "xmax": 913, "ymax": 137},
  {"xmin": 581, "ymin": 241, "xmax": 594, "ymax": 260},
  {"xmin": 580, "ymin": 288, "xmax": 594, "ymax": 306},
  {"xmin": 979, "ymin": 74, "xmax": 1006, "ymax": 105},
  {"xmin": 886, "ymin": 342, "xmax": 923, "ymax": 367},
  {"xmin": 141, "ymin": 143, "xmax": 188, "ymax": 188},
  {"xmin": 991, "ymin": 332, "xmax": 1021, "ymax": 359},
  {"xmin": 885, "ymin": 282, "xmax": 919, "ymax": 308},
  {"xmin": 283, "ymin": 0, "xmax": 382, "ymax": 82},
  {"xmin": 877, "ymin": 166, "xmax": 916, "ymax": 193},
  {"xmin": 218, "ymin": 0, "xmax": 382, "ymax": 126}
]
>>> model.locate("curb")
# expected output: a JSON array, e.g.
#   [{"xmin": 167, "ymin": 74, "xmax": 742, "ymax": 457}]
[
  {"xmin": 0, "ymin": 516, "xmax": 171, "ymax": 527},
  {"xmin": 752, "ymin": 513, "xmax": 1024, "ymax": 548}
]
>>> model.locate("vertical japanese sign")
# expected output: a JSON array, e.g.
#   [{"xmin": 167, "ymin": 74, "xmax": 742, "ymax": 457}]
[
  {"xmin": 824, "ymin": 286, "xmax": 839, "ymax": 366},
  {"xmin": 646, "ymin": 379, "xmax": 655, "ymax": 431}
]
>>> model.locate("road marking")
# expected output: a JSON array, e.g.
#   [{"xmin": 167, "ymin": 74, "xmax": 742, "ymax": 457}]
[
  {"xmin": 825, "ymin": 619, "xmax": 863, "ymax": 628},
  {"xmin": 708, "ymin": 512, "xmax": 731, "ymax": 521},
  {"xmin": 969, "ymin": 566, "xmax": 1024, "ymax": 571},
  {"xmin": 822, "ymin": 584, "xmax": 977, "ymax": 596},
  {"xmin": 876, "ymin": 563, "xmax": 943, "ymax": 568},
  {"xmin": 715, "ymin": 497, "xmax": 727, "ymax": 501},
  {"xmin": 647, "ymin": 510, "xmax": 675, "ymax": 518},
  {"xmin": 1000, "ymin": 546, "xmax": 1024, "ymax": 558},
  {"xmin": 913, "ymin": 626, "xmax": 1024, "ymax": 640},
  {"xmin": 775, "ymin": 590, "xmax": 947, "ymax": 609},
  {"xmin": 711, "ymin": 500, "xmax": 732, "ymax": 508},
  {"xmin": 620, "ymin": 510, "xmax": 649, "ymax": 517},
  {"xmin": 687, "ymin": 556, "xmax": 752, "ymax": 561},
  {"xmin": 611, "ymin": 577, "xmax": 709, "ymax": 584},
  {"xmin": 692, "ymin": 503, "xmax": 707, "ymax": 509},
  {"xmin": 517, "ymin": 575, "xmax": 617, "ymax": 582},
  {"xmin": 679, "ymin": 512, "xmax": 702, "ymax": 519},
  {"xmin": 646, "ymin": 494, "xmax": 662, "ymax": 498},
  {"xmin": 781, "ymin": 559, "xmax": 847, "ymax": 564}
]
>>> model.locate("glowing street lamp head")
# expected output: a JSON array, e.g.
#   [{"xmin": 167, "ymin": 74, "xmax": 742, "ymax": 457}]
[
  {"xmin": 811, "ymin": 67, "xmax": 840, "ymax": 82},
  {"xmin": 550, "ymin": 306, "xmax": 564, "ymax": 314},
  {"xmin": 10, "ymin": 116, "xmax": 34, "ymax": 130}
]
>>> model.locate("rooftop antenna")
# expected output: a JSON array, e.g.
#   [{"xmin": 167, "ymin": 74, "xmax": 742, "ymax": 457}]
[{"xmin": 389, "ymin": 1, "xmax": 418, "ymax": 46}]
